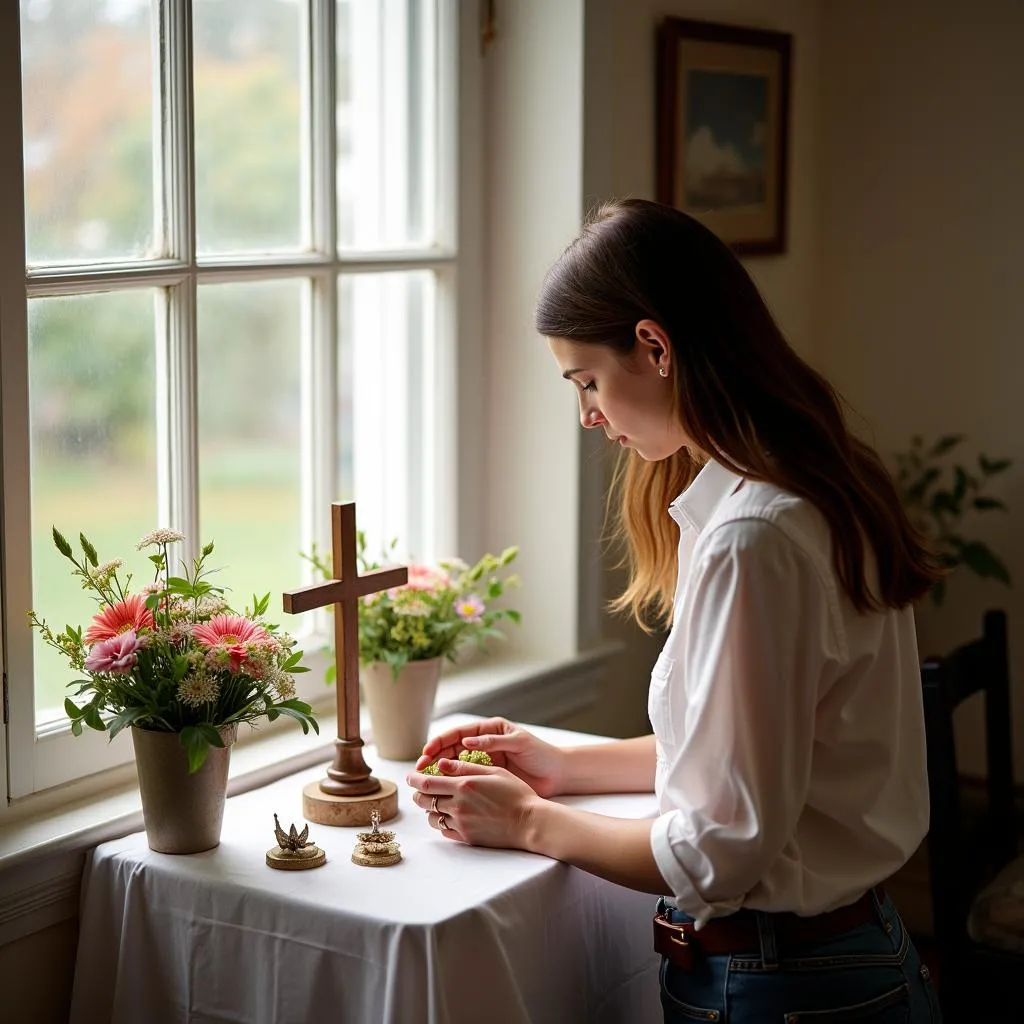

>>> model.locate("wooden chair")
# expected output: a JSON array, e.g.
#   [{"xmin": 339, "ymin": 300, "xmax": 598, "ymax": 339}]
[{"xmin": 922, "ymin": 609, "xmax": 1024, "ymax": 1022}]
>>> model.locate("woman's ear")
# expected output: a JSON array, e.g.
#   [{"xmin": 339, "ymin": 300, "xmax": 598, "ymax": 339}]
[{"xmin": 635, "ymin": 319, "xmax": 672, "ymax": 374}]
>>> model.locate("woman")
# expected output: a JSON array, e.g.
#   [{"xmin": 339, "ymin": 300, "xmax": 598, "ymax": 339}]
[{"xmin": 406, "ymin": 199, "xmax": 943, "ymax": 1021}]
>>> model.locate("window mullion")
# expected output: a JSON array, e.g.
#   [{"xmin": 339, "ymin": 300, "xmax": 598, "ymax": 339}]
[
  {"xmin": 309, "ymin": 0, "xmax": 338, "ymax": 257},
  {"xmin": 0, "ymin": 0, "xmax": 36, "ymax": 800},
  {"xmin": 161, "ymin": 0, "xmax": 199, "ymax": 557},
  {"xmin": 308, "ymin": 0, "xmax": 339, "ymax": 564}
]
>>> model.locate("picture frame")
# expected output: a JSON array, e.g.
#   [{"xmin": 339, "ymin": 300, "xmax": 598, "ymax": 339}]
[{"xmin": 656, "ymin": 17, "xmax": 792, "ymax": 255}]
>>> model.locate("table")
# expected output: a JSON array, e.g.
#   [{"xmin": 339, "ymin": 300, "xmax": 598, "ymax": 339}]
[{"xmin": 69, "ymin": 715, "xmax": 663, "ymax": 1024}]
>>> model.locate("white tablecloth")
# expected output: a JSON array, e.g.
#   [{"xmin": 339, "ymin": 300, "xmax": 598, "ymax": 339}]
[{"xmin": 69, "ymin": 715, "xmax": 663, "ymax": 1024}]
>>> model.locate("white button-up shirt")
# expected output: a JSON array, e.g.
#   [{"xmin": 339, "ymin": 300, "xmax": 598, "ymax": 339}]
[{"xmin": 649, "ymin": 458, "xmax": 929, "ymax": 927}]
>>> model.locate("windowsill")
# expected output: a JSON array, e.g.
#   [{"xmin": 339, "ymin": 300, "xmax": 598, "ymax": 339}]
[{"xmin": 0, "ymin": 645, "xmax": 619, "ymax": 873}]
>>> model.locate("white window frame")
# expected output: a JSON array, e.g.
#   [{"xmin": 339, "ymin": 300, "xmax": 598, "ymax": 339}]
[{"xmin": 0, "ymin": 0, "xmax": 463, "ymax": 801}]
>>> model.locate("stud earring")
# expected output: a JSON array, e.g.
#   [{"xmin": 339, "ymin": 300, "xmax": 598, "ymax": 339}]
[{"xmin": 658, "ymin": 367, "xmax": 668, "ymax": 378}]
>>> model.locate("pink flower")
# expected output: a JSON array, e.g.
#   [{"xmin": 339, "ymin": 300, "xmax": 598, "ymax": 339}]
[
  {"xmin": 192, "ymin": 614, "xmax": 271, "ymax": 674},
  {"xmin": 455, "ymin": 594, "xmax": 485, "ymax": 624},
  {"xmin": 85, "ymin": 631, "xmax": 143, "ymax": 674},
  {"xmin": 388, "ymin": 564, "xmax": 449, "ymax": 599},
  {"xmin": 84, "ymin": 594, "xmax": 155, "ymax": 644}
]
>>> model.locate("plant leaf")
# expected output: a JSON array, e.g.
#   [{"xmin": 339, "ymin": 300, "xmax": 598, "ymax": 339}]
[
  {"xmin": 928, "ymin": 435, "xmax": 964, "ymax": 457},
  {"xmin": 52, "ymin": 527, "xmax": 73, "ymax": 559},
  {"xmin": 179, "ymin": 727, "xmax": 209, "ymax": 774},
  {"xmin": 973, "ymin": 497, "xmax": 1007, "ymax": 512},
  {"xmin": 959, "ymin": 542, "xmax": 1012, "ymax": 585},
  {"xmin": 905, "ymin": 467, "xmax": 941, "ymax": 503},
  {"xmin": 929, "ymin": 490, "xmax": 960, "ymax": 516},
  {"xmin": 80, "ymin": 533, "xmax": 99, "ymax": 567},
  {"xmin": 981, "ymin": 455, "xmax": 1012, "ymax": 476},
  {"xmin": 107, "ymin": 706, "xmax": 148, "ymax": 741},
  {"xmin": 82, "ymin": 703, "xmax": 106, "ymax": 731}
]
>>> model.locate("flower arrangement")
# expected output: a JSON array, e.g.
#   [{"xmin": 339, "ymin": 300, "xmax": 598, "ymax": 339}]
[
  {"xmin": 29, "ymin": 527, "xmax": 319, "ymax": 772},
  {"xmin": 304, "ymin": 534, "xmax": 521, "ymax": 679}
]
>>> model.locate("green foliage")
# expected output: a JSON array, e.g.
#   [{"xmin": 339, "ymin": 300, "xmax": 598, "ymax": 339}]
[
  {"xmin": 302, "ymin": 537, "xmax": 521, "ymax": 678},
  {"xmin": 30, "ymin": 527, "xmax": 318, "ymax": 772},
  {"xmin": 895, "ymin": 435, "xmax": 1012, "ymax": 606}
]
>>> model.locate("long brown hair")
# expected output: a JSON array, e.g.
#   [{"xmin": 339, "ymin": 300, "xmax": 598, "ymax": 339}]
[{"xmin": 535, "ymin": 199, "xmax": 941, "ymax": 630}]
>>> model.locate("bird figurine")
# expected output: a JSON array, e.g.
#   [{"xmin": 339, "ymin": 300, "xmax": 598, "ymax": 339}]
[
  {"xmin": 274, "ymin": 814, "xmax": 311, "ymax": 852},
  {"xmin": 266, "ymin": 813, "xmax": 326, "ymax": 871}
]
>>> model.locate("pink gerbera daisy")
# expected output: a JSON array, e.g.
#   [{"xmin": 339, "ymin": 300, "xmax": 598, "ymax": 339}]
[
  {"xmin": 84, "ymin": 594, "xmax": 155, "ymax": 644},
  {"xmin": 192, "ymin": 614, "xmax": 270, "ymax": 674}
]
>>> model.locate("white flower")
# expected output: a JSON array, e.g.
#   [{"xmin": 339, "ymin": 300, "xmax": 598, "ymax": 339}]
[
  {"xmin": 272, "ymin": 672, "xmax": 296, "ymax": 700},
  {"xmin": 177, "ymin": 670, "xmax": 220, "ymax": 708},
  {"xmin": 90, "ymin": 559, "xmax": 123, "ymax": 580},
  {"xmin": 193, "ymin": 596, "xmax": 229, "ymax": 618},
  {"xmin": 136, "ymin": 528, "xmax": 186, "ymax": 550}
]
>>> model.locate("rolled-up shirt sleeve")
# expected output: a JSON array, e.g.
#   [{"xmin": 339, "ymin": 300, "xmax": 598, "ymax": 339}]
[{"xmin": 650, "ymin": 519, "xmax": 838, "ymax": 927}]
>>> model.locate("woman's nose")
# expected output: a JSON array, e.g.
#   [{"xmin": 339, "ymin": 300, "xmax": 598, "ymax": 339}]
[{"xmin": 580, "ymin": 401, "xmax": 605, "ymax": 429}]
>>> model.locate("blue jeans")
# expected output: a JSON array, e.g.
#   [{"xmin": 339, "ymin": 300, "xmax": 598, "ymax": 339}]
[{"xmin": 656, "ymin": 892, "xmax": 943, "ymax": 1022}]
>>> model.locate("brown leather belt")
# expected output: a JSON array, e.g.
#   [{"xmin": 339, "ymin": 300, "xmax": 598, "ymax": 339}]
[{"xmin": 654, "ymin": 888, "xmax": 884, "ymax": 970}]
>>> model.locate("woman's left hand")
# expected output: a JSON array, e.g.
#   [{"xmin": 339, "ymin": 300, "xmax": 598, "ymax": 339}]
[{"xmin": 406, "ymin": 759, "xmax": 541, "ymax": 849}]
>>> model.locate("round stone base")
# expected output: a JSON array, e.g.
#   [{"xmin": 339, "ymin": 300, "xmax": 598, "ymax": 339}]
[{"xmin": 302, "ymin": 777, "xmax": 399, "ymax": 827}]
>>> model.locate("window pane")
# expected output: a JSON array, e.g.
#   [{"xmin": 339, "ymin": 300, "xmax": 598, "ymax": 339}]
[
  {"xmin": 338, "ymin": 0, "xmax": 437, "ymax": 250},
  {"xmin": 29, "ymin": 290, "xmax": 159, "ymax": 723},
  {"xmin": 194, "ymin": 0, "xmax": 305, "ymax": 254},
  {"xmin": 340, "ymin": 270, "xmax": 436, "ymax": 562},
  {"xmin": 197, "ymin": 280, "xmax": 304, "ymax": 631},
  {"xmin": 20, "ymin": 0, "xmax": 157, "ymax": 265}
]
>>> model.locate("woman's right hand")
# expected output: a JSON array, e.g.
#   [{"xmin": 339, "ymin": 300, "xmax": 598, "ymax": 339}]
[{"xmin": 415, "ymin": 717, "xmax": 566, "ymax": 798}]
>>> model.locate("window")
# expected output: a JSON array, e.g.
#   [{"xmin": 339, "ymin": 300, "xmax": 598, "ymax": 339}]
[{"xmin": 2, "ymin": 0, "xmax": 459, "ymax": 798}]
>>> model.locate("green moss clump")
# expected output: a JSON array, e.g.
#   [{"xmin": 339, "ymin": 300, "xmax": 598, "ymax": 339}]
[{"xmin": 419, "ymin": 749, "xmax": 493, "ymax": 774}]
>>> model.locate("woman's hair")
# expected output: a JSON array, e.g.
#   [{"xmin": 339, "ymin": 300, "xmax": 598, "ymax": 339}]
[{"xmin": 535, "ymin": 198, "xmax": 941, "ymax": 630}]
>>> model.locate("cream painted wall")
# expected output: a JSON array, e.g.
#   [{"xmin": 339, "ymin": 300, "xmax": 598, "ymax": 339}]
[
  {"xmin": 575, "ymin": 0, "xmax": 824, "ymax": 738},
  {"xmin": 481, "ymin": 0, "xmax": 586, "ymax": 663},
  {"xmin": 816, "ymin": 0, "xmax": 1024, "ymax": 778}
]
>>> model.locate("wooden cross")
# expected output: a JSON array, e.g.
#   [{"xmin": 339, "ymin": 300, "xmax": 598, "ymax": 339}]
[{"xmin": 283, "ymin": 502, "xmax": 408, "ymax": 796}]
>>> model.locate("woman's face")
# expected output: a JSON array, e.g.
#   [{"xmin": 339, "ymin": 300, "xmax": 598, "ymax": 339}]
[{"xmin": 548, "ymin": 322, "xmax": 693, "ymax": 461}]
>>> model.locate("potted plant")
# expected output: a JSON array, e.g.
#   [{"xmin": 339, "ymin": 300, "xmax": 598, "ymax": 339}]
[
  {"xmin": 895, "ymin": 434, "xmax": 1012, "ymax": 606},
  {"xmin": 29, "ymin": 527, "xmax": 319, "ymax": 853},
  {"xmin": 305, "ymin": 535, "xmax": 520, "ymax": 759}
]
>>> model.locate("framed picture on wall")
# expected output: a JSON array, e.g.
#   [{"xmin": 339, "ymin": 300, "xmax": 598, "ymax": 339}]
[{"xmin": 656, "ymin": 17, "xmax": 792, "ymax": 255}]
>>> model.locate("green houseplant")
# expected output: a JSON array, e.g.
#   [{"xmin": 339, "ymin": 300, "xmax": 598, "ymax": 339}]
[{"xmin": 894, "ymin": 435, "xmax": 1012, "ymax": 606}]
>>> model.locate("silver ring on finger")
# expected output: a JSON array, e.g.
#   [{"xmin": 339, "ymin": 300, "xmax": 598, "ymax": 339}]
[
  {"xmin": 430, "ymin": 795, "xmax": 439, "ymax": 815},
  {"xmin": 437, "ymin": 813, "xmax": 449, "ymax": 831}
]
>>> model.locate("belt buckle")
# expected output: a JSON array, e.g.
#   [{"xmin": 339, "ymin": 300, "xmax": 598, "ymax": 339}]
[{"xmin": 654, "ymin": 909, "xmax": 695, "ymax": 970}]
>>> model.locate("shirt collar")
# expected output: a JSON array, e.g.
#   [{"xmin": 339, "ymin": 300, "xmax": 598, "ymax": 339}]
[{"xmin": 668, "ymin": 458, "xmax": 745, "ymax": 532}]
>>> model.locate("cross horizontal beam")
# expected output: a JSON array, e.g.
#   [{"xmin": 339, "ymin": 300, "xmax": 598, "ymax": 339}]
[{"xmin": 282, "ymin": 565, "xmax": 408, "ymax": 615}]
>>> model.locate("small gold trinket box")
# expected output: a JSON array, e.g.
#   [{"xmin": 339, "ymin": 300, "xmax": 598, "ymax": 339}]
[{"xmin": 352, "ymin": 809, "xmax": 402, "ymax": 867}]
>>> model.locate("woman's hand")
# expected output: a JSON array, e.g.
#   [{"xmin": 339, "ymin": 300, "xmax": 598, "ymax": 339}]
[
  {"xmin": 407, "ymin": 759, "xmax": 541, "ymax": 849},
  {"xmin": 415, "ymin": 717, "xmax": 567, "ymax": 798}
]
